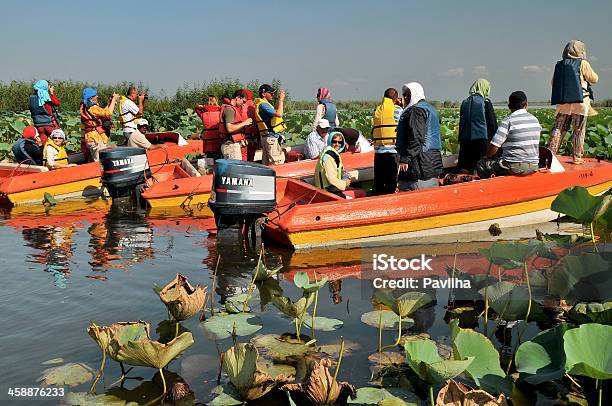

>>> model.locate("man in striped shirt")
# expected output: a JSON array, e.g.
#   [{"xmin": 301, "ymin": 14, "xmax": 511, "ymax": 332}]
[{"xmin": 476, "ymin": 91, "xmax": 541, "ymax": 178}]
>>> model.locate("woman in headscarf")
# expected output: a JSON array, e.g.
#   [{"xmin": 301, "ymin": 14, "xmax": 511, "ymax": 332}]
[
  {"xmin": 43, "ymin": 129, "xmax": 76, "ymax": 169},
  {"xmin": 28, "ymin": 80, "xmax": 61, "ymax": 145},
  {"xmin": 314, "ymin": 131, "xmax": 351, "ymax": 198},
  {"xmin": 80, "ymin": 88, "xmax": 119, "ymax": 162},
  {"xmin": 457, "ymin": 78, "xmax": 498, "ymax": 172},
  {"xmin": 312, "ymin": 87, "xmax": 339, "ymax": 132},
  {"xmin": 12, "ymin": 126, "xmax": 43, "ymax": 165},
  {"xmin": 548, "ymin": 40, "xmax": 599, "ymax": 164}
]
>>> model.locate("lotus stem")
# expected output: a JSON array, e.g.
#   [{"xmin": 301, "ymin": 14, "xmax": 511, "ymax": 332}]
[
  {"xmin": 378, "ymin": 311, "xmax": 383, "ymax": 353},
  {"xmin": 174, "ymin": 321, "xmax": 179, "ymax": 339},
  {"xmin": 311, "ymin": 273, "xmax": 319, "ymax": 338},
  {"xmin": 242, "ymin": 249, "xmax": 263, "ymax": 312},
  {"xmin": 159, "ymin": 368, "xmax": 167, "ymax": 394},
  {"xmin": 430, "ymin": 385, "xmax": 435, "ymax": 406},
  {"xmin": 325, "ymin": 336, "xmax": 345, "ymax": 404},
  {"xmin": 395, "ymin": 314, "xmax": 402, "ymax": 346},
  {"xmin": 89, "ymin": 328, "xmax": 106, "ymax": 394},
  {"xmin": 295, "ymin": 317, "xmax": 300, "ymax": 341},
  {"xmin": 591, "ymin": 222, "xmax": 599, "ymax": 253},
  {"xmin": 506, "ymin": 261, "xmax": 533, "ymax": 375},
  {"xmin": 484, "ymin": 262, "xmax": 493, "ymax": 335},
  {"xmin": 564, "ymin": 373, "xmax": 582, "ymax": 389},
  {"xmin": 598, "ymin": 379, "xmax": 602, "ymax": 406},
  {"xmin": 211, "ymin": 254, "xmax": 221, "ymax": 317}
]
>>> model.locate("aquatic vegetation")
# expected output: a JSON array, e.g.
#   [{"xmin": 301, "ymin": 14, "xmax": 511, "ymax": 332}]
[
  {"xmin": 201, "ymin": 311, "xmax": 263, "ymax": 340},
  {"xmin": 375, "ymin": 291, "xmax": 432, "ymax": 347},
  {"xmin": 38, "ymin": 362, "xmax": 95, "ymax": 387},
  {"xmin": 220, "ymin": 343, "xmax": 292, "ymax": 401},
  {"xmin": 436, "ymin": 380, "xmax": 508, "ymax": 406},
  {"xmin": 515, "ymin": 323, "xmax": 571, "ymax": 385},
  {"xmin": 479, "ymin": 281, "xmax": 542, "ymax": 322},
  {"xmin": 348, "ymin": 387, "xmax": 419, "ymax": 405},
  {"xmin": 568, "ymin": 301, "xmax": 612, "ymax": 325},
  {"xmin": 159, "ymin": 273, "xmax": 207, "ymax": 322},
  {"xmin": 548, "ymin": 253, "xmax": 611, "ymax": 302}
]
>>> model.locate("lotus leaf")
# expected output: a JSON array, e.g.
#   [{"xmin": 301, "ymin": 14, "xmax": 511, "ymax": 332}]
[
  {"xmin": 155, "ymin": 320, "xmax": 190, "ymax": 344},
  {"xmin": 302, "ymin": 316, "xmax": 344, "ymax": 331},
  {"xmin": 257, "ymin": 277, "xmax": 283, "ymax": 311},
  {"xmin": 271, "ymin": 293, "xmax": 316, "ymax": 320},
  {"xmin": 38, "ymin": 363, "xmax": 95, "ymax": 387},
  {"xmin": 281, "ymin": 358, "xmax": 356, "ymax": 405},
  {"xmin": 515, "ymin": 323, "xmax": 570, "ymax": 384},
  {"xmin": 361, "ymin": 310, "xmax": 414, "ymax": 330},
  {"xmin": 251, "ymin": 334, "xmax": 313, "ymax": 362},
  {"xmin": 480, "ymin": 240, "xmax": 544, "ymax": 267},
  {"xmin": 253, "ymin": 252, "xmax": 282, "ymax": 282},
  {"xmin": 88, "ymin": 321, "xmax": 150, "ymax": 361},
  {"xmin": 564, "ymin": 323, "xmax": 612, "ymax": 380},
  {"xmin": 294, "ymin": 271, "xmax": 329, "ymax": 294},
  {"xmin": 201, "ymin": 312, "xmax": 263, "ymax": 340},
  {"xmin": 436, "ymin": 379, "xmax": 508, "ymax": 406},
  {"xmin": 548, "ymin": 253, "xmax": 612, "ymax": 302},
  {"xmin": 224, "ymin": 293, "xmax": 250, "ymax": 314},
  {"xmin": 222, "ymin": 343, "xmax": 292, "ymax": 401},
  {"xmin": 375, "ymin": 291, "xmax": 432, "ymax": 318},
  {"xmin": 114, "ymin": 331, "xmax": 193, "ymax": 369},
  {"xmin": 209, "ymin": 384, "xmax": 243, "ymax": 405},
  {"xmin": 551, "ymin": 186, "xmax": 611, "ymax": 224},
  {"xmin": 368, "ymin": 352, "xmax": 405, "ymax": 366},
  {"xmin": 404, "ymin": 338, "xmax": 474, "ymax": 384},
  {"xmin": 568, "ymin": 302, "xmax": 612, "ymax": 325},
  {"xmin": 449, "ymin": 320, "xmax": 510, "ymax": 395},
  {"xmin": 159, "ymin": 273, "xmax": 207, "ymax": 321},
  {"xmin": 62, "ymin": 392, "xmax": 133, "ymax": 405},
  {"xmin": 542, "ymin": 233, "xmax": 591, "ymax": 249},
  {"xmin": 348, "ymin": 387, "xmax": 419, "ymax": 405},
  {"xmin": 478, "ymin": 281, "xmax": 541, "ymax": 321},
  {"xmin": 318, "ymin": 340, "xmax": 361, "ymax": 358}
]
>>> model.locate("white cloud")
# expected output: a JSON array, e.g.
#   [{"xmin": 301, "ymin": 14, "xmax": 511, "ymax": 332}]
[
  {"xmin": 440, "ymin": 67, "xmax": 465, "ymax": 77},
  {"xmin": 473, "ymin": 65, "xmax": 488, "ymax": 75},
  {"xmin": 522, "ymin": 65, "xmax": 550, "ymax": 73}
]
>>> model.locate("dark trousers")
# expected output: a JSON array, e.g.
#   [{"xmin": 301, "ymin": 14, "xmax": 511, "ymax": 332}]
[
  {"xmin": 373, "ymin": 152, "xmax": 399, "ymax": 195},
  {"xmin": 458, "ymin": 139, "xmax": 488, "ymax": 173},
  {"xmin": 325, "ymin": 185, "xmax": 346, "ymax": 199}
]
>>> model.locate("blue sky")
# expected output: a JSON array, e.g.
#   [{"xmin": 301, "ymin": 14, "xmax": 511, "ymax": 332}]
[{"xmin": 2, "ymin": 0, "xmax": 610, "ymax": 102}]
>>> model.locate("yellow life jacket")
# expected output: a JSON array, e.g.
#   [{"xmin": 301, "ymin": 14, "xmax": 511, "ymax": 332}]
[
  {"xmin": 372, "ymin": 97, "xmax": 398, "ymax": 146},
  {"xmin": 118, "ymin": 96, "xmax": 139, "ymax": 127},
  {"xmin": 254, "ymin": 98, "xmax": 287, "ymax": 136},
  {"xmin": 43, "ymin": 141, "xmax": 68, "ymax": 167},
  {"xmin": 315, "ymin": 146, "xmax": 343, "ymax": 189}
]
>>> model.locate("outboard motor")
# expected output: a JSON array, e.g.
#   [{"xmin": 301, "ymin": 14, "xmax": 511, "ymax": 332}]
[
  {"xmin": 99, "ymin": 147, "xmax": 150, "ymax": 201},
  {"xmin": 208, "ymin": 159, "xmax": 276, "ymax": 243}
]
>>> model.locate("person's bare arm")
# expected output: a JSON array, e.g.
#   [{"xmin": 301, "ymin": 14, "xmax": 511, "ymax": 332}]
[
  {"xmin": 107, "ymin": 94, "xmax": 120, "ymax": 113},
  {"xmin": 274, "ymin": 91, "xmax": 285, "ymax": 118},
  {"xmin": 485, "ymin": 144, "xmax": 499, "ymax": 158},
  {"xmin": 226, "ymin": 118, "xmax": 253, "ymax": 133},
  {"xmin": 136, "ymin": 94, "xmax": 145, "ymax": 117}
]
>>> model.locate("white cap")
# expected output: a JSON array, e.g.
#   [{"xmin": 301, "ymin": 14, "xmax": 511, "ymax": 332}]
[
  {"xmin": 137, "ymin": 118, "xmax": 149, "ymax": 127},
  {"xmin": 317, "ymin": 118, "xmax": 330, "ymax": 129}
]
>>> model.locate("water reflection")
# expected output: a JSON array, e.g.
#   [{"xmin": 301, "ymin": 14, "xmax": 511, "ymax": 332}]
[{"xmin": 23, "ymin": 225, "xmax": 76, "ymax": 288}]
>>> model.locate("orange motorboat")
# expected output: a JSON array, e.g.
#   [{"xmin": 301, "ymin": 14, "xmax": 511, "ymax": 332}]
[
  {"xmin": 264, "ymin": 156, "xmax": 612, "ymax": 250},
  {"xmin": 0, "ymin": 132, "xmax": 203, "ymax": 206},
  {"xmin": 140, "ymin": 150, "xmax": 375, "ymax": 211}
]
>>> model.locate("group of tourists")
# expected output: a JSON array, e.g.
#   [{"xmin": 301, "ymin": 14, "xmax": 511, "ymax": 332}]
[{"xmin": 11, "ymin": 40, "xmax": 600, "ymax": 198}]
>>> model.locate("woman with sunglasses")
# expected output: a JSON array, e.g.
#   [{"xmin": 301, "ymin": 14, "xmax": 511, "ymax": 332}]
[
  {"xmin": 314, "ymin": 132, "xmax": 352, "ymax": 198},
  {"xmin": 43, "ymin": 129, "xmax": 77, "ymax": 169}
]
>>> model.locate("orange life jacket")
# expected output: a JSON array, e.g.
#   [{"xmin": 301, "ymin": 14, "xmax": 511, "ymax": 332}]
[
  {"xmin": 219, "ymin": 103, "xmax": 247, "ymax": 143},
  {"xmin": 80, "ymin": 104, "xmax": 105, "ymax": 134},
  {"xmin": 196, "ymin": 105, "xmax": 222, "ymax": 153}
]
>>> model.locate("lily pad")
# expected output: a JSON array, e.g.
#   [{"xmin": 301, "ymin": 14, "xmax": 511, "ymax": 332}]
[
  {"xmin": 551, "ymin": 186, "xmax": 611, "ymax": 224},
  {"xmin": 450, "ymin": 320, "xmax": 511, "ymax": 395},
  {"xmin": 293, "ymin": 271, "xmax": 328, "ymax": 294},
  {"xmin": 114, "ymin": 331, "xmax": 194, "ymax": 369},
  {"xmin": 564, "ymin": 323, "xmax": 612, "ymax": 380},
  {"xmin": 480, "ymin": 240, "xmax": 544, "ymax": 268},
  {"xmin": 38, "ymin": 363, "xmax": 95, "ymax": 387},
  {"xmin": 549, "ymin": 253, "xmax": 612, "ymax": 302},
  {"xmin": 271, "ymin": 294, "xmax": 316, "ymax": 320},
  {"xmin": 42, "ymin": 358, "xmax": 64, "ymax": 365},
  {"xmin": 62, "ymin": 392, "xmax": 131, "ymax": 406},
  {"xmin": 251, "ymin": 334, "xmax": 313, "ymax": 362},
  {"xmin": 542, "ymin": 233, "xmax": 591, "ymax": 249},
  {"xmin": 201, "ymin": 312, "xmax": 263, "ymax": 340},
  {"xmin": 375, "ymin": 291, "xmax": 432, "ymax": 318},
  {"xmin": 479, "ymin": 281, "xmax": 542, "ymax": 322},
  {"xmin": 568, "ymin": 302, "xmax": 612, "ymax": 325},
  {"xmin": 209, "ymin": 384, "xmax": 243, "ymax": 406},
  {"xmin": 404, "ymin": 338, "xmax": 473, "ymax": 384},
  {"xmin": 348, "ymin": 387, "xmax": 419, "ymax": 405},
  {"xmin": 361, "ymin": 310, "xmax": 414, "ymax": 330},
  {"xmin": 368, "ymin": 352, "xmax": 405, "ymax": 366},
  {"xmin": 515, "ymin": 323, "xmax": 571, "ymax": 385},
  {"xmin": 302, "ymin": 316, "xmax": 344, "ymax": 331},
  {"xmin": 319, "ymin": 340, "xmax": 361, "ymax": 358},
  {"xmin": 225, "ymin": 293, "xmax": 250, "ymax": 314}
]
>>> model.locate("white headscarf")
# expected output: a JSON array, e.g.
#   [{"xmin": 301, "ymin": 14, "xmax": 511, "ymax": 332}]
[{"xmin": 402, "ymin": 82, "xmax": 425, "ymax": 109}]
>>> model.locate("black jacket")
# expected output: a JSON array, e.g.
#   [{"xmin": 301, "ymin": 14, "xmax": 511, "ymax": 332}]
[{"xmin": 396, "ymin": 105, "xmax": 443, "ymax": 181}]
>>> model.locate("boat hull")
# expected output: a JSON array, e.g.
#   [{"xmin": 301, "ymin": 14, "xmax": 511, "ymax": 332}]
[
  {"xmin": 265, "ymin": 157, "xmax": 612, "ymax": 250},
  {"xmin": 0, "ymin": 140, "xmax": 203, "ymax": 206}
]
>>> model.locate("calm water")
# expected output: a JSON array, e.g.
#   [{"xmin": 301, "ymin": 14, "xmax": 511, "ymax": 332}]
[{"xmin": 0, "ymin": 200, "xmax": 564, "ymax": 405}]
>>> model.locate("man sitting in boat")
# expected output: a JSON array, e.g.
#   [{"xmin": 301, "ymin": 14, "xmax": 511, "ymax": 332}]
[
  {"xmin": 219, "ymin": 89, "xmax": 253, "ymax": 160},
  {"xmin": 314, "ymin": 132, "xmax": 352, "ymax": 198},
  {"xmin": 43, "ymin": 129, "xmax": 76, "ymax": 170},
  {"xmin": 397, "ymin": 82, "xmax": 443, "ymax": 191},
  {"xmin": 304, "ymin": 118, "xmax": 331, "ymax": 159},
  {"xmin": 12, "ymin": 126, "xmax": 43, "ymax": 166},
  {"xmin": 126, "ymin": 119, "xmax": 166, "ymax": 150},
  {"xmin": 476, "ymin": 91, "xmax": 541, "ymax": 178}
]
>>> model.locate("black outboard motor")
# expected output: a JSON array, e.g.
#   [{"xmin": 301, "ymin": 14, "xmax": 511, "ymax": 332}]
[
  {"xmin": 99, "ymin": 147, "xmax": 150, "ymax": 201},
  {"xmin": 208, "ymin": 159, "xmax": 276, "ymax": 243}
]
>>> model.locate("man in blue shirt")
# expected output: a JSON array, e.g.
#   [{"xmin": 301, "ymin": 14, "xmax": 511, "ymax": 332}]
[{"xmin": 255, "ymin": 84, "xmax": 286, "ymax": 165}]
